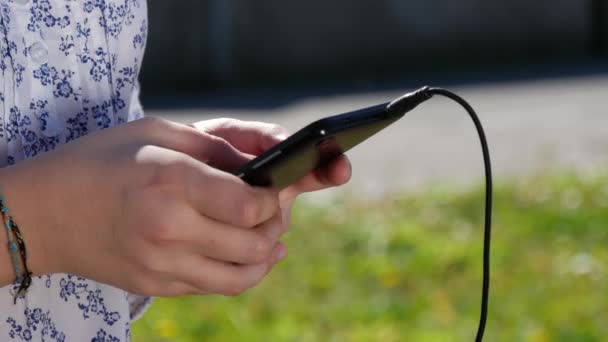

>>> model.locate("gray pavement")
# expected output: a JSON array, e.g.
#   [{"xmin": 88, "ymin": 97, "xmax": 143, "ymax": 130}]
[{"xmin": 149, "ymin": 75, "xmax": 608, "ymax": 199}]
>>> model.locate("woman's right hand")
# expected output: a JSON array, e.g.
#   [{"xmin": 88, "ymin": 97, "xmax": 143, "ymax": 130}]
[{"xmin": 0, "ymin": 117, "xmax": 286, "ymax": 296}]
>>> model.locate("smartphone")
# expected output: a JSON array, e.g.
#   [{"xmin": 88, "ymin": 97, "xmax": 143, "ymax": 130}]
[{"xmin": 236, "ymin": 101, "xmax": 404, "ymax": 188}]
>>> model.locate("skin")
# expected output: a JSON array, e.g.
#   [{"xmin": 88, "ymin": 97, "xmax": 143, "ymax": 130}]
[{"xmin": 0, "ymin": 117, "xmax": 351, "ymax": 297}]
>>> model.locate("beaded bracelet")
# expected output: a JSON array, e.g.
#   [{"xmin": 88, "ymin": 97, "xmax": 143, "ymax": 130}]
[{"xmin": 0, "ymin": 193, "xmax": 32, "ymax": 303}]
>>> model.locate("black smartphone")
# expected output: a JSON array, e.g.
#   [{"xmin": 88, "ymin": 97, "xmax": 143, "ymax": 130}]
[{"xmin": 236, "ymin": 101, "xmax": 404, "ymax": 188}]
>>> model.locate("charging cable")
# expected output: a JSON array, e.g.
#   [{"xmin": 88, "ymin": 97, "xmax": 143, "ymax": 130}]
[{"xmin": 387, "ymin": 87, "xmax": 492, "ymax": 342}]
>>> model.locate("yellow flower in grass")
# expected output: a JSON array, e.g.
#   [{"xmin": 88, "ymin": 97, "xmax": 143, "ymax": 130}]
[
  {"xmin": 432, "ymin": 290, "xmax": 455, "ymax": 325},
  {"xmin": 379, "ymin": 270, "xmax": 400, "ymax": 289},
  {"xmin": 154, "ymin": 318, "xmax": 178, "ymax": 339},
  {"xmin": 526, "ymin": 327, "xmax": 550, "ymax": 342}
]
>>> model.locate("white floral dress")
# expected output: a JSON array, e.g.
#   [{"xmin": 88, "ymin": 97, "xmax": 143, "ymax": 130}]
[{"xmin": 0, "ymin": 0, "xmax": 151, "ymax": 340}]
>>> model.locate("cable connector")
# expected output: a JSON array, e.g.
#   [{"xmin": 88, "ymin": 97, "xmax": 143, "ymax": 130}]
[{"xmin": 386, "ymin": 86, "xmax": 433, "ymax": 116}]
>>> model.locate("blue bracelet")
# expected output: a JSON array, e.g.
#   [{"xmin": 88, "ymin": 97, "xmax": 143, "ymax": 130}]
[{"xmin": 0, "ymin": 193, "xmax": 32, "ymax": 303}]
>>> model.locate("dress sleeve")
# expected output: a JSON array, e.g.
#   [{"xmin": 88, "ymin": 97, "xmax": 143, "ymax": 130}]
[{"xmin": 127, "ymin": 293, "xmax": 153, "ymax": 322}]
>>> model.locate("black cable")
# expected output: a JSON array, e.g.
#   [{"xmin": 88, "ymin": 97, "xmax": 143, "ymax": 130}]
[
  {"xmin": 427, "ymin": 88, "xmax": 492, "ymax": 342},
  {"xmin": 388, "ymin": 87, "xmax": 492, "ymax": 341}
]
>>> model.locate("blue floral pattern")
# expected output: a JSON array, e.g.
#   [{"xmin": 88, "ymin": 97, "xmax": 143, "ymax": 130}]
[
  {"xmin": 6, "ymin": 308, "xmax": 67, "ymax": 342},
  {"xmin": 58, "ymin": 275, "xmax": 121, "ymax": 326},
  {"xmin": 91, "ymin": 329, "xmax": 120, "ymax": 342},
  {"xmin": 1, "ymin": 0, "xmax": 150, "ymax": 341}
]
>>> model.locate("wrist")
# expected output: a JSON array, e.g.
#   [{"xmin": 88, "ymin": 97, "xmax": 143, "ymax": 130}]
[{"xmin": 0, "ymin": 162, "xmax": 63, "ymax": 278}]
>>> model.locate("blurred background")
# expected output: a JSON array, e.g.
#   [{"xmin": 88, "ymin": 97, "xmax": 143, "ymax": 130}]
[{"xmin": 133, "ymin": 1, "xmax": 608, "ymax": 341}]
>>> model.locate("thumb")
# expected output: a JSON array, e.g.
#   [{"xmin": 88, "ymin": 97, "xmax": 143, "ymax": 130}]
[
  {"xmin": 163, "ymin": 121, "xmax": 252, "ymax": 173},
  {"xmin": 194, "ymin": 119, "xmax": 289, "ymax": 155},
  {"xmin": 198, "ymin": 133, "xmax": 253, "ymax": 173}
]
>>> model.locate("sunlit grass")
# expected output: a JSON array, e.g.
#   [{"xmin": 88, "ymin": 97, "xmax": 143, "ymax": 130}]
[{"xmin": 133, "ymin": 170, "xmax": 608, "ymax": 341}]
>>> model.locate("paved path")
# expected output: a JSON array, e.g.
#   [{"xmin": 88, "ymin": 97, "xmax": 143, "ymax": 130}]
[{"xmin": 150, "ymin": 74, "xmax": 608, "ymax": 199}]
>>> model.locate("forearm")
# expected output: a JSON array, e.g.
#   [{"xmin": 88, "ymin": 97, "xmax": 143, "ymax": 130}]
[{"xmin": 0, "ymin": 163, "xmax": 58, "ymax": 287}]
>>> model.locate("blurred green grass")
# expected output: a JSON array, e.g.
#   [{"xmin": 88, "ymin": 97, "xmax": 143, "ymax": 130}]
[{"xmin": 133, "ymin": 170, "xmax": 608, "ymax": 342}]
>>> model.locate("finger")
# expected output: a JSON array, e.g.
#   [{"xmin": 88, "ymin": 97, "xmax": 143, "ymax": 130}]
[
  {"xmin": 175, "ymin": 247, "xmax": 285, "ymax": 296},
  {"xmin": 140, "ymin": 118, "xmax": 280, "ymax": 226},
  {"xmin": 148, "ymin": 118, "xmax": 252, "ymax": 173},
  {"xmin": 182, "ymin": 158, "xmax": 280, "ymax": 227},
  {"xmin": 194, "ymin": 119, "xmax": 289, "ymax": 155},
  {"xmin": 318, "ymin": 154, "xmax": 352, "ymax": 186},
  {"xmin": 179, "ymin": 209, "xmax": 285, "ymax": 264},
  {"xmin": 254, "ymin": 213, "xmax": 289, "ymax": 244},
  {"xmin": 282, "ymin": 154, "xmax": 352, "ymax": 199},
  {"xmin": 186, "ymin": 131, "xmax": 252, "ymax": 173}
]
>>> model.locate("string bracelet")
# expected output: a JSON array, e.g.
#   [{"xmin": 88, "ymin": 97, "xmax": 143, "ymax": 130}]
[{"xmin": 0, "ymin": 193, "xmax": 32, "ymax": 303}]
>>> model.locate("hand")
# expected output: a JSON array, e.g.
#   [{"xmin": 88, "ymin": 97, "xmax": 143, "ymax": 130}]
[
  {"xmin": 0, "ymin": 117, "xmax": 287, "ymax": 296},
  {"xmin": 193, "ymin": 118, "xmax": 352, "ymax": 235}
]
